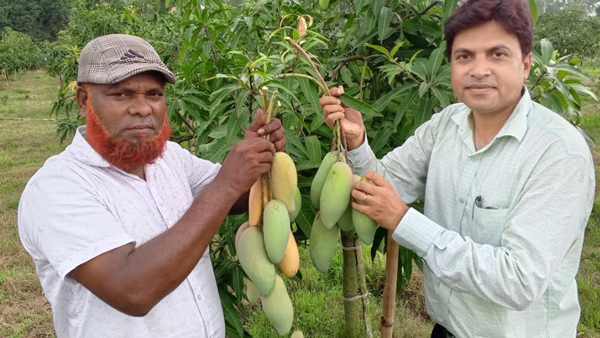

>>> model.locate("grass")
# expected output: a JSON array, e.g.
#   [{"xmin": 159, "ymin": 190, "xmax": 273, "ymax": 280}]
[
  {"xmin": 0, "ymin": 70, "xmax": 65, "ymax": 337},
  {"xmin": 0, "ymin": 69, "xmax": 599, "ymax": 337}
]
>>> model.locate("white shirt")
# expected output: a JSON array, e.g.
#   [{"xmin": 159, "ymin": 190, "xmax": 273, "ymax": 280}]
[
  {"xmin": 18, "ymin": 126, "xmax": 225, "ymax": 338},
  {"xmin": 348, "ymin": 90, "xmax": 595, "ymax": 338}
]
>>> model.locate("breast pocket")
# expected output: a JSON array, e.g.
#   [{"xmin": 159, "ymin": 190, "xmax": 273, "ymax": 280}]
[{"xmin": 471, "ymin": 207, "xmax": 509, "ymax": 247}]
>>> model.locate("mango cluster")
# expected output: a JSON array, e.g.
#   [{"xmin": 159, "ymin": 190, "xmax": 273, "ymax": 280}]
[
  {"xmin": 235, "ymin": 152, "xmax": 301, "ymax": 336},
  {"xmin": 309, "ymin": 151, "xmax": 379, "ymax": 273}
]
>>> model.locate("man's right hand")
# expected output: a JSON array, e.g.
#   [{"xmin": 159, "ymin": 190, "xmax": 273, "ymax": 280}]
[
  {"xmin": 320, "ymin": 85, "xmax": 366, "ymax": 150},
  {"xmin": 216, "ymin": 138, "xmax": 275, "ymax": 195}
]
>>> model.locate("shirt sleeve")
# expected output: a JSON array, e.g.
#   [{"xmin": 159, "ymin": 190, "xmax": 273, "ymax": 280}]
[
  {"xmin": 392, "ymin": 153, "xmax": 595, "ymax": 310},
  {"xmin": 18, "ymin": 169, "xmax": 135, "ymax": 280},
  {"xmin": 347, "ymin": 110, "xmax": 445, "ymax": 204},
  {"xmin": 170, "ymin": 142, "xmax": 222, "ymax": 197}
]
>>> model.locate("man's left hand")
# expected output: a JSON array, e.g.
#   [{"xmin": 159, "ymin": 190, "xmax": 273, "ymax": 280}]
[
  {"xmin": 245, "ymin": 109, "xmax": 286, "ymax": 152},
  {"xmin": 351, "ymin": 171, "xmax": 409, "ymax": 231}
]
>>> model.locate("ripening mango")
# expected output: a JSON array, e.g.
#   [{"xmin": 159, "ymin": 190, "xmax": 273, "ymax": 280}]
[
  {"xmin": 320, "ymin": 162, "xmax": 353, "ymax": 229},
  {"xmin": 236, "ymin": 227, "xmax": 276, "ymax": 296},
  {"xmin": 270, "ymin": 152, "xmax": 298, "ymax": 214}
]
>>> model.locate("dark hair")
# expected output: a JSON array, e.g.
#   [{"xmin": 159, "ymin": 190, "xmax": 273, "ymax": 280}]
[{"xmin": 444, "ymin": 0, "xmax": 533, "ymax": 58}]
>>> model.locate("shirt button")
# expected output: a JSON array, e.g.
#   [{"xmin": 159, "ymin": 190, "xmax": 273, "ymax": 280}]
[
  {"xmin": 459, "ymin": 197, "xmax": 464, "ymax": 204},
  {"xmin": 197, "ymin": 294, "xmax": 202, "ymax": 301}
]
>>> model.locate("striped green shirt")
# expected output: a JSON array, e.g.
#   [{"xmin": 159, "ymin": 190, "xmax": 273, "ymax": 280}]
[{"xmin": 348, "ymin": 89, "xmax": 595, "ymax": 337}]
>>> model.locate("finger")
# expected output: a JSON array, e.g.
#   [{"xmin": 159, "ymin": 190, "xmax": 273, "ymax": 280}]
[
  {"xmin": 351, "ymin": 201, "xmax": 370, "ymax": 215},
  {"xmin": 247, "ymin": 109, "xmax": 266, "ymax": 132},
  {"xmin": 325, "ymin": 112, "xmax": 345, "ymax": 129},
  {"xmin": 249, "ymin": 138, "xmax": 276, "ymax": 153},
  {"xmin": 323, "ymin": 104, "xmax": 345, "ymax": 117},
  {"xmin": 351, "ymin": 189, "xmax": 370, "ymax": 203},
  {"xmin": 353, "ymin": 181, "xmax": 379, "ymax": 195},
  {"xmin": 259, "ymin": 118, "xmax": 282, "ymax": 136},
  {"xmin": 254, "ymin": 151, "xmax": 275, "ymax": 164},
  {"xmin": 319, "ymin": 96, "xmax": 342, "ymax": 107},
  {"xmin": 329, "ymin": 86, "xmax": 345, "ymax": 97},
  {"xmin": 257, "ymin": 163, "xmax": 272, "ymax": 175},
  {"xmin": 273, "ymin": 138, "xmax": 286, "ymax": 152},
  {"xmin": 365, "ymin": 171, "xmax": 389, "ymax": 187}
]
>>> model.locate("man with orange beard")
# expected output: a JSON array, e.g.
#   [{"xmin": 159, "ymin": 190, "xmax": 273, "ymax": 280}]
[{"xmin": 17, "ymin": 34, "xmax": 286, "ymax": 338}]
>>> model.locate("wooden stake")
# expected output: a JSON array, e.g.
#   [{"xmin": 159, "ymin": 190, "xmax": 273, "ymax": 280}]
[{"xmin": 381, "ymin": 230, "xmax": 399, "ymax": 337}]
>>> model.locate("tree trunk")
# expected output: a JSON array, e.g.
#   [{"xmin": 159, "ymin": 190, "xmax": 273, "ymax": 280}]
[
  {"xmin": 341, "ymin": 231, "xmax": 372, "ymax": 338},
  {"xmin": 381, "ymin": 230, "xmax": 400, "ymax": 337}
]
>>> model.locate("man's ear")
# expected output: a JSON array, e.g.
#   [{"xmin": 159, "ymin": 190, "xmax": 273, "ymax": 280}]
[
  {"xmin": 522, "ymin": 53, "xmax": 532, "ymax": 80},
  {"xmin": 76, "ymin": 85, "xmax": 89, "ymax": 118}
]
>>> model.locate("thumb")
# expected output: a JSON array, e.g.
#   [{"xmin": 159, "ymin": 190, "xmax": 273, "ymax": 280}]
[
  {"xmin": 247, "ymin": 109, "xmax": 266, "ymax": 132},
  {"xmin": 365, "ymin": 171, "xmax": 388, "ymax": 187}
]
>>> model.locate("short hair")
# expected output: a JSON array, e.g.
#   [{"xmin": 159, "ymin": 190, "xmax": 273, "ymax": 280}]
[{"xmin": 444, "ymin": 0, "xmax": 533, "ymax": 58}]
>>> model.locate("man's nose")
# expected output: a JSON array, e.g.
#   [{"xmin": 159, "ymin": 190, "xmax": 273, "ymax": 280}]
[{"xmin": 127, "ymin": 94, "xmax": 152, "ymax": 117}]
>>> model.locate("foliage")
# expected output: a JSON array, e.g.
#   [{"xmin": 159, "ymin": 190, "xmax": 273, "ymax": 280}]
[
  {"xmin": 0, "ymin": 28, "xmax": 43, "ymax": 84},
  {"xmin": 46, "ymin": 0, "xmax": 597, "ymax": 336},
  {"xmin": 0, "ymin": 0, "xmax": 69, "ymax": 41},
  {"xmin": 534, "ymin": 5, "xmax": 600, "ymax": 63}
]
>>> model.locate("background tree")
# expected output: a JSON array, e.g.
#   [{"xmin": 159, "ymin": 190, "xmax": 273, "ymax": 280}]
[{"xmin": 0, "ymin": 0, "xmax": 70, "ymax": 41}]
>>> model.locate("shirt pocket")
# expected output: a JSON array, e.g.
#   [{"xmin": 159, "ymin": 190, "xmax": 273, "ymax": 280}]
[{"xmin": 471, "ymin": 206, "xmax": 509, "ymax": 247}]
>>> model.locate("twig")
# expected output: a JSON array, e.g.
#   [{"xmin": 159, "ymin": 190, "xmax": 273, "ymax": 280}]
[
  {"xmin": 173, "ymin": 134, "xmax": 195, "ymax": 143},
  {"xmin": 402, "ymin": 0, "xmax": 442, "ymax": 20},
  {"xmin": 332, "ymin": 56, "xmax": 369, "ymax": 82}
]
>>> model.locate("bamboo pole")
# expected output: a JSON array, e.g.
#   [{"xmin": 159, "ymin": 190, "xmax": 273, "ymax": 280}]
[{"xmin": 381, "ymin": 230, "xmax": 400, "ymax": 337}]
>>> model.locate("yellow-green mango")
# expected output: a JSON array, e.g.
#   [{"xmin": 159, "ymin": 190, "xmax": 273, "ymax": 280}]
[
  {"xmin": 262, "ymin": 275, "xmax": 294, "ymax": 335},
  {"xmin": 352, "ymin": 208, "xmax": 378, "ymax": 245},
  {"xmin": 245, "ymin": 278, "xmax": 260, "ymax": 304},
  {"xmin": 337, "ymin": 203, "xmax": 355, "ymax": 234},
  {"xmin": 310, "ymin": 151, "xmax": 342, "ymax": 209},
  {"xmin": 291, "ymin": 330, "xmax": 304, "ymax": 338},
  {"xmin": 289, "ymin": 187, "xmax": 302, "ymax": 222},
  {"xmin": 235, "ymin": 221, "xmax": 251, "ymax": 249},
  {"xmin": 263, "ymin": 200, "xmax": 290, "ymax": 264},
  {"xmin": 270, "ymin": 152, "xmax": 298, "ymax": 214},
  {"xmin": 320, "ymin": 162, "xmax": 353, "ymax": 229},
  {"xmin": 310, "ymin": 212, "xmax": 339, "ymax": 273},
  {"xmin": 236, "ymin": 227, "xmax": 276, "ymax": 296}
]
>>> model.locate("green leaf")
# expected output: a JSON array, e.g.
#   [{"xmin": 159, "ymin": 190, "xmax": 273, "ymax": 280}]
[
  {"xmin": 219, "ymin": 289, "xmax": 245, "ymax": 337},
  {"xmin": 371, "ymin": 127, "xmax": 394, "ymax": 154},
  {"xmin": 419, "ymin": 81, "xmax": 431, "ymax": 97},
  {"xmin": 414, "ymin": 96, "xmax": 434, "ymax": 128},
  {"xmin": 394, "ymin": 88, "xmax": 419, "ymax": 130},
  {"xmin": 552, "ymin": 63, "xmax": 593, "ymax": 81},
  {"xmin": 305, "ymin": 135, "xmax": 322, "ymax": 165},
  {"xmin": 339, "ymin": 94, "xmax": 382, "ymax": 119},
  {"xmin": 529, "ymin": 0, "xmax": 538, "ymax": 26},
  {"xmin": 298, "ymin": 77, "xmax": 321, "ymax": 115},
  {"xmin": 371, "ymin": 227, "xmax": 387, "ymax": 261},
  {"xmin": 378, "ymin": 7, "xmax": 393, "ymax": 41},
  {"xmin": 390, "ymin": 42, "xmax": 405, "ymax": 58},
  {"xmin": 373, "ymin": 83, "xmax": 416, "ymax": 112},
  {"xmin": 355, "ymin": 0, "xmax": 368, "ymax": 14},
  {"xmin": 566, "ymin": 82, "xmax": 598, "ymax": 101},
  {"xmin": 442, "ymin": 0, "xmax": 460, "ymax": 27},
  {"xmin": 365, "ymin": 43, "xmax": 390, "ymax": 57},
  {"xmin": 402, "ymin": 18, "xmax": 442, "ymax": 38},
  {"xmin": 232, "ymin": 267, "xmax": 244, "ymax": 305},
  {"xmin": 309, "ymin": 113, "xmax": 326, "ymax": 132},
  {"xmin": 540, "ymin": 39, "xmax": 553, "ymax": 65},
  {"xmin": 428, "ymin": 42, "xmax": 446, "ymax": 76},
  {"xmin": 295, "ymin": 196, "xmax": 316, "ymax": 238},
  {"xmin": 431, "ymin": 86, "xmax": 451, "ymax": 107}
]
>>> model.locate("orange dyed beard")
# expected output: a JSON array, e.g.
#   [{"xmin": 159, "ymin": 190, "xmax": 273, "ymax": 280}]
[{"xmin": 85, "ymin": 95, "xmax": 170, "ymax": 172}]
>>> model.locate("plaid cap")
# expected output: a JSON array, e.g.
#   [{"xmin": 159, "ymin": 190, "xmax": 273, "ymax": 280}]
[{"xmin": 77, "ymin": 34, "xmax": 176, "ymax": 85}]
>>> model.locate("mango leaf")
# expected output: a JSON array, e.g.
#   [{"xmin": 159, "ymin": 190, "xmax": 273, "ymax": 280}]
[
  {"xmin": 428, "ymin": 42, "xmax": 446, "ymax": 76},
  {"xmin": 552, "ymin": 63, "xmax": 593, "ymax": 81},
  {"xmin": 373, "ymin": 83, "xmax": 417, "ymax": 112},
  {"xmin": 295, "ymin": 196, "xmax": 316, "ymax": 238},
  {"xmin": 219, "ymin": 289, "xmax": 245, "ymax": 337},
  {"xmin": 529, "ymin": 0, "xmax": 538, "ymax": 26},
  {"xmin": 414, "ymin": 96, "xmax": 434, "ymax": 128},
  {"xmin": 402, "ymin": 18, "xmax": 442, "ymax": 38},
  {"xmin": 442, "ymin": 0, "xmax": 460, "ymax": 27},
  {"xmin": 366, "ymin": 43, "xmax": 390, "ymax": 57},
  {"xmin": 371, "ymin": 126, "xmax": 394, "ymax": 154},
  {"xmin": 305, "ymin": 135, "xmax": 322, "ymax": 165},
  {"xmin": 394, "ymin": 88, "xmax": 419, "ymax": 130},
  {"xmin": 355, "ymin": 0, "xmax": 369, "ymax": 14},
  {"xmin": 540, "ymin": 38, "xmax": 553, "ymax": 65},
  {"xmin": 378, "ymin": 7, "xmax": 393, "ymax": 41},
  {"xmin": 419, "ymin": 81, "xmax": 431, "ymax": 97},
  {"xmin": 339, "ymin": 93, "xmax": 382, "ymax": 119},
  {"xmin": 431, "ymin": 86, "xmax": 451, "ymax": 108},
  {"xmin": 371, "ymin": 227, "xmax": 387, "ymax": 261},
  {"xmin": 566, "ymin": 81, "xmax": 598, "ymax": 101},
  {"xmin": 298, "ymin": 77, "xmax": 321, "ymax": 115}
]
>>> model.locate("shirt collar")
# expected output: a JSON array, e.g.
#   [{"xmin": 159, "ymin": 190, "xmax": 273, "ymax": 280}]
[
  {"xmin": 451, "ymin": 87, "xmax": 532, "ymax": 144},
  {"xmin": 69, "ymin": 126, "xmax": 111, "ymax": 168}
]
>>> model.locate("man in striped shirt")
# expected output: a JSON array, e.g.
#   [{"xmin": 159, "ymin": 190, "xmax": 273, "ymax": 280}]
[{"xmin": 320, "ymin": 0, "xmax": 595, "ymax": 336}]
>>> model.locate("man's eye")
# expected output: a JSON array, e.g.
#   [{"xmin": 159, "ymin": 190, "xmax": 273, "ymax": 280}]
[
  {"xmin": 457, "ymin": 54, "xmax": 469, "ymax": 60},
  {"xmin": 493, "ymin": 52, "xmax": 506, "ymax": 58},
  {"xmin": 113, "ymin": 93, "xmax": 128, "ymax": 97}
]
